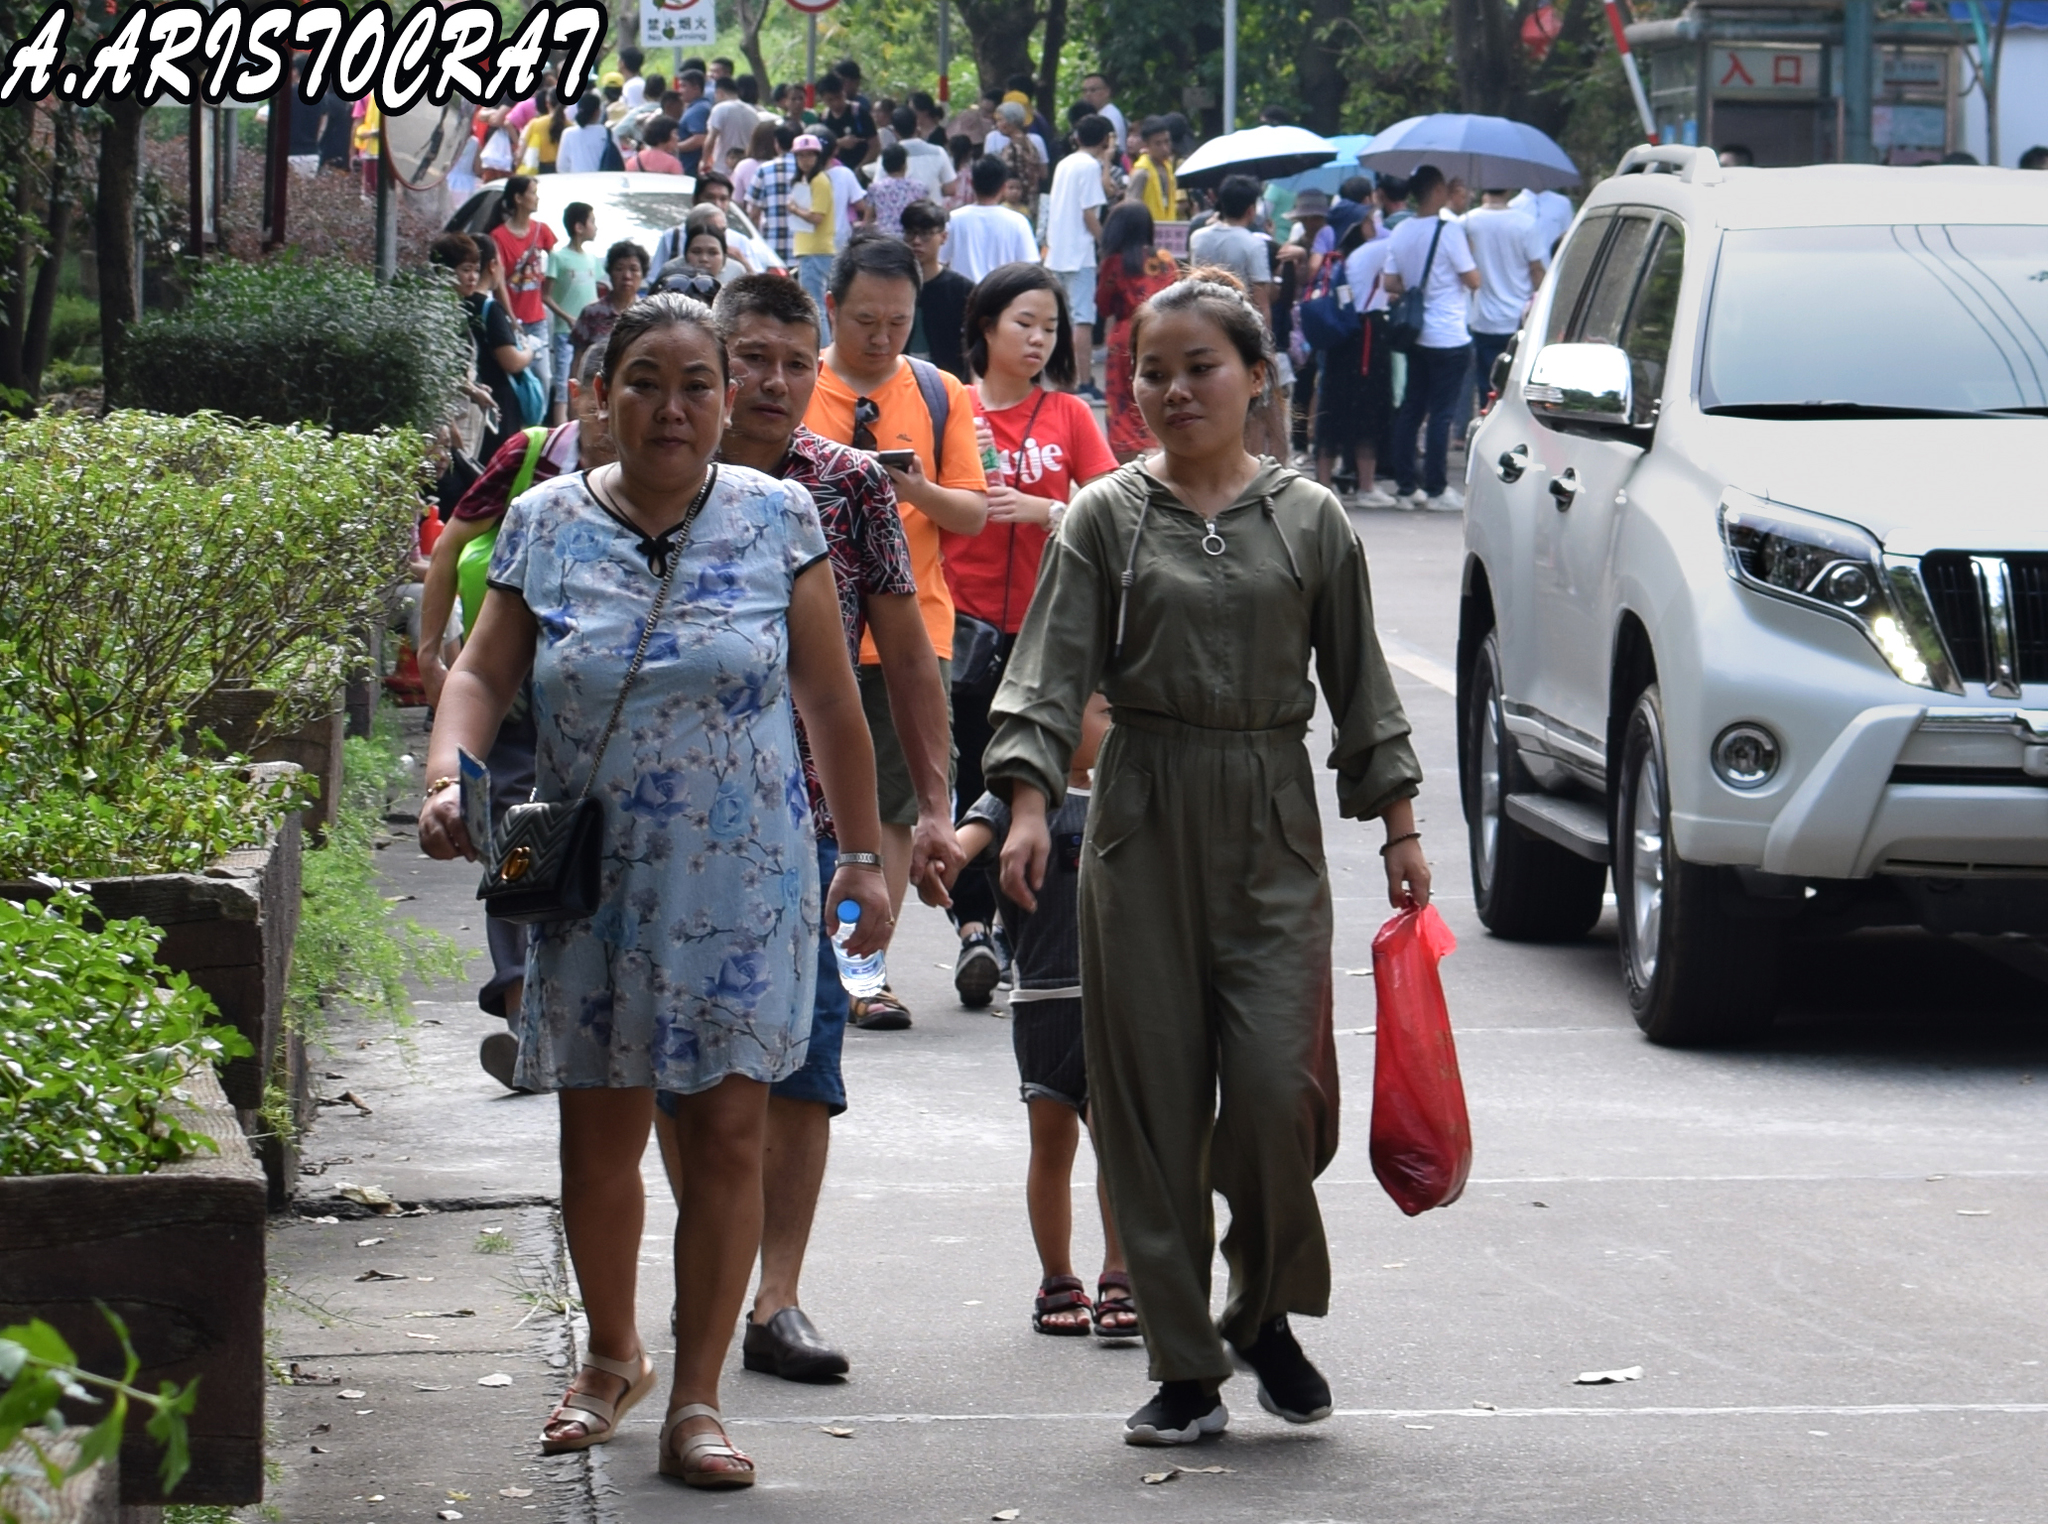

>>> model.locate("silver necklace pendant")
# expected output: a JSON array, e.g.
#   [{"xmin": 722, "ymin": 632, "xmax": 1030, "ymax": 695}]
[{"xmin": 1200, "ymin": 518, "xmax": 1226, "ymax": 556}]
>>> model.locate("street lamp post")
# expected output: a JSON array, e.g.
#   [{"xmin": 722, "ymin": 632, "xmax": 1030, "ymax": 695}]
[{"xmin": 1222, "ymin": 0, "xmax": 1237, "ymax": 132}]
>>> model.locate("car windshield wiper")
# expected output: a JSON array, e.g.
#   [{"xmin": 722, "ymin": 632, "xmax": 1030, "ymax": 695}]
[{"xmin": 1703, "ymin": 401, "xmax": 2023, "ymax": 421}]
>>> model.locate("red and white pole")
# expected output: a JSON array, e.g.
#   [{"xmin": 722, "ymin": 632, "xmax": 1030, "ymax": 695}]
[{"xmin": 1602, "ymin": 0, "xmax": 1659, "ymax": 144}]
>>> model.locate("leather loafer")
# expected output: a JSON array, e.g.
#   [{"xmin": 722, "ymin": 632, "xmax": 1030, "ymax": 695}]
[{"xmin": 742, "ymin": 1306, "xmax": 849, "ymax": 1382}]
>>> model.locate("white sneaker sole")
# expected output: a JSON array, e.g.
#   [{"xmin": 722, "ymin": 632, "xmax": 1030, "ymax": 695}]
[
  {"xmin": 1256, "ymin": 1383, "xmax": 1334, "ymax": 1424},
  {"xmin": 1124, "ymin": 1400, "xmax": 1229, "ymax": 1446}
]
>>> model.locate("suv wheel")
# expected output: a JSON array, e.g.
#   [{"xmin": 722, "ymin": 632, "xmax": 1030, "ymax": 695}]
[
  {"xmin": 1464, "ymin": 630, "xmax": 1606, "ymax": 940},
  {"xmin": 1615, "ymin": 685, "xmax": 1780, "ymax": 1045}
]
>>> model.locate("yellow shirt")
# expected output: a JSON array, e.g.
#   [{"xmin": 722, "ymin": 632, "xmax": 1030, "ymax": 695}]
[
  {"xmin": 1136, "ymin": 152, "xmax": 1177, "ymax": 223},
  {"xmin": 792, "ymin": 172, "xmax": 837, "ymax": 258},
  {"xmin": 520, "ymin": 116, "xmax": 559, "ymax": 168}
]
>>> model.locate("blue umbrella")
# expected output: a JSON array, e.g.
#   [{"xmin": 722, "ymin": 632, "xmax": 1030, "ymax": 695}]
[
  {"xmin": 1270, "ymin": 133, "xmax": 1377, "ymax": 195},
  {"xmin": 1357, "ymin": 113, "xmax": 1580, "ymax": 191}
]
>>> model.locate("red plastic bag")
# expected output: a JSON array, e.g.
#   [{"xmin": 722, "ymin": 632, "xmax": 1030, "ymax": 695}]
[{"xmin": 1369, "ymin": 904, "xmax": 1471, "ymax": 1216}]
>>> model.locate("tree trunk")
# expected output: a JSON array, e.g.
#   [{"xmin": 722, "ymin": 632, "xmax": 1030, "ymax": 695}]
[
  {"xmin": 953, "ymin": 0, "xmax": 1040, "ymax": 99},
  {"xmin": 0, "ymin": 104, "xmax": 34, "ymax": 395},
  {"xmin": 1450, "ymin": 0, "xmax": 1518, "ymax": 114},
  {"xmin": 1295, "ymin": 0, "xmax": 1351, "ymax": 135},
  {"xmin": 1035, "ymin": 0, "xmax": 1068, "ymax": 127},
  {"xmin": 735, "ymin": 0, "xmax": 771, "ymax": 95},
  {"xmin": 25, "ymin": 105, "xmax": 75, "ymax": 399},
  {"xmin": 95, "ymin": 98, "xmax": 144, "ymax": 412}
]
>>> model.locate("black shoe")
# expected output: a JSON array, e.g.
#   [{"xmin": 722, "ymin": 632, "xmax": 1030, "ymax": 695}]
[
  {"xmin": 954, "ymin": 932, "xmax": 1000, "ymax": 1008},
  {"xmin": 478, "ymin": 1031, "xmax": 528, "ymax": 1092},
  {"xmin": 1231, "ymin": 1314, "xmax": 1332, "ymax": 1424},
  {"xmin": 742, "ymin": 1306, "xmax": 850, "ymax": 1382},
  {"xmin": 992, "ymin": 925, "xmax": 1014, "ymax": 990},
  {"xmin": 850, "ymin": 986, "xmax": 912, "ymax": 1030},
  {"xmin": 1124, "ymin": 1381, "xmax": 1229, "ymax": 1446}
]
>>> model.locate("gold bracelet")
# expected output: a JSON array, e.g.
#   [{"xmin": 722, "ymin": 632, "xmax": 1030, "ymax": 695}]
[{"xmin": 425, "ymin": 776, "xmax": 460, "ymax": 796}]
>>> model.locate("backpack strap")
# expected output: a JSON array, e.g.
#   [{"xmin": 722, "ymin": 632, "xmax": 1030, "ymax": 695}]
[
  {"xmin": 510, "ymin": 424, "xmax": 550, "ymax": 499},
  {"xmin": 904, "ymin": 355, "xmax": 950, "ymax": 478}
]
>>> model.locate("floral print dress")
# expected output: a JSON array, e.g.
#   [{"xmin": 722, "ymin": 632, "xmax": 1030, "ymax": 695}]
[{"xmin": 486, "ymin": 465, "xmax": 832, "ymax": 1095}]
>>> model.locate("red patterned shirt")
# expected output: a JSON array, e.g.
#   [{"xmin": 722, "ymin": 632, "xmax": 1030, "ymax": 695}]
[{"xmin": 759, "ymin": 427, "xmax": 917, "ymax": 840}]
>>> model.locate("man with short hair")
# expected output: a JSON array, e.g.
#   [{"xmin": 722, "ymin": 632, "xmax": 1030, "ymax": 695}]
[
  {"xmin": 673, "ymin": 69, "xmax": 712, "ymax": 175},
  {"xmin": 1046, "ymin": 115, "xmax": 1114, "ymax": 396},
  {"xmin": 805, "ymin": 235, "xmax": 990, "ymax": 1027},
  {"xmin": 910, "ymin": 92, "xmax": 948, "ymax": 147},
  {"xmin": 1189, "ymin": 173, "xmax": 1273, "ymax": 328},
  {"xmin": 2021, "ymin": 144, "xmax": 2048, "ymax": 170},
  {"xmin": 709, "ymin": 56, "xmax": 734, "ymax": 81},
  {"xmin": 745, "ymin": 122, "xmax": 803, "ymax": 263},
  {"xmin": 1381, "ymin": 163, "xmax": 1480, "ymax": 511},
  {"xmin": 652, "ymin": 272, "xmax": 961, "ymax": 1380},
  {"xmin": 617, "ymin": 45, "xmax": 646, "ymax": 108},
  {"xmin": 816, "ymin": 72, "xmax": 876, "ymax": 169},
  {"xmin": 892, "ymin": 105, "xmax": 954, "ymax": 200},
  {"xmin": 902, "ymin": 200, "xmax": 975, "ymax": 381},
  {"xmin": 1461, "ymin": 187, "xmax": 1549, "ymax": 414},
  {"xmin": 941, "ymin": 156, "xmax": 1039, "ymax": 281},
  {"xmin": 1079, "ymin": 72, "xmax": 1126, "ymax": 152},
  {"xmin": 1129, "ymin": 117, "xmax": 1178, "ymax": 223},
  {"xmin": 703, "ymin": 71, "xmax": 760, "ymax": 175}
]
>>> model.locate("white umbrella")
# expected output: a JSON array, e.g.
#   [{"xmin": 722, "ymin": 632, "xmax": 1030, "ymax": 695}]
[
  {"xmin": 1175, "ymin": 125, "xmax": 1340, "ymax": 188},
  {"xmin": 1357, "ymin": 113, "xmax": 1581, "ymax": 191}
]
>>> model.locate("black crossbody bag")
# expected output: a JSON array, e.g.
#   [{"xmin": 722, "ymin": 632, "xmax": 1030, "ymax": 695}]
[{"xmin": 476, "ymin": 468, "xmax": 715, "ymax": 925}]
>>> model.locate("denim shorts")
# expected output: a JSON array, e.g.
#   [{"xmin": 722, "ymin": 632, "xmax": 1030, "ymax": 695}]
[
  {"xmin": 1054, "ymin": 265, "xmax": 1098, "ymax": 326},
  {"xmin": 656, "ymin": 837, "xmax": 849, "ymax": 1117}
]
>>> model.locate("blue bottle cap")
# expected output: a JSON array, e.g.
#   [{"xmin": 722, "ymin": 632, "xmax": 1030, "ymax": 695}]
[{"xmin": 836, "ymin": 899, "xmax": 861, "ymax": 923}]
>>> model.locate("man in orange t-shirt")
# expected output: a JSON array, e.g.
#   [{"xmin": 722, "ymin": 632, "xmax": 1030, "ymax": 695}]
[{"xmin": 805, "ymin": 234, "xmax": 988, "ymax": 1028}]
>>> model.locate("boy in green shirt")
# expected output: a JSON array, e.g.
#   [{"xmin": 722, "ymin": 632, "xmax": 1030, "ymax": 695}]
[{"xmin": 543, "ymin": 201, "xmax": 602, "ymax": 425}]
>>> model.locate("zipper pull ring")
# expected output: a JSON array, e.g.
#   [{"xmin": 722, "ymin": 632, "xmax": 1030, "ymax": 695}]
[{"xmin": 1200, "ymin": 518, "xmax": 1226, "ymax": 556}]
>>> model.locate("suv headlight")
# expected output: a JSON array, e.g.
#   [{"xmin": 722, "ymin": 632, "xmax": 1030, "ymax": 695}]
[{"xmin": 1718, "ymin": 495, "xmax": 1960, "ymax": 694}]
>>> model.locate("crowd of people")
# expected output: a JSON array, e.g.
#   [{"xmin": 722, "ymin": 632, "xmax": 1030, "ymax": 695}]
[{"xmin": 392, "ymin": 50, "xmax": 1598, "ymax": 1493}]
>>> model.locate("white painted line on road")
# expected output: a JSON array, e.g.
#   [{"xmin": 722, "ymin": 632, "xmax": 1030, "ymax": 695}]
[
  {"xmin": 650, "ymin": 1401, "xmax": 2048, "ymax": 1429},
  {"xmin": 1379, "ymin": 635, "xmax": 1457, "ymax": 695}
]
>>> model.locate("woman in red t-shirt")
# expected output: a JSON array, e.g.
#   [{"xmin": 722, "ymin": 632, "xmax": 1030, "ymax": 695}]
[
  {"xmin": 942, "ymin": 262, "xmax": 1117, "ymax": 1002},
  {"xmin": 490, "ymin": 175, "xmax": 558, "ymax": 407}
]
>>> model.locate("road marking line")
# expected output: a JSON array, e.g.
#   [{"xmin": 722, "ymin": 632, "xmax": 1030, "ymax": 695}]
[
  {"xmin": 1380, "ymin": 635, "xmax": 1458, "ymax": 695},
  {"xmin": 636, "ymin": 1402, "xmax": 2048, "ymax": 1429}
]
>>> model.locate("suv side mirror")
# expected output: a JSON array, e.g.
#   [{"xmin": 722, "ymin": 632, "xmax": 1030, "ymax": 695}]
[{"xmin": 1523, "ymin": 342, "xmax": 1634, "ymax": 427}]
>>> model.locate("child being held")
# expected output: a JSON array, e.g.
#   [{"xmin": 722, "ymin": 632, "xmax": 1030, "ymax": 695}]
[{"xmin": 950, "ymin": 694, "xmax": 1137, "ymax": 1340}]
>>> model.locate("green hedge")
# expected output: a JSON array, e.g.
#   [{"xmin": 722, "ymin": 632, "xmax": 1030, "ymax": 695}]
[{"xmin": 116, "ymin": 256, "xmax": 471, "ymax": 435}]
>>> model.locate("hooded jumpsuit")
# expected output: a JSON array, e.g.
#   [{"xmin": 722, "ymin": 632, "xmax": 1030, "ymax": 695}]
[{"xmin": 983, "ymin": 459, "xmax": 1422, "ymax": 1385}]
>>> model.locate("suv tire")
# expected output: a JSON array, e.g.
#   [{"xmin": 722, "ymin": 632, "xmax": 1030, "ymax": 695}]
[
  {"xmin": 1615, "ymin": 685, "xmax": 1780, "ymax": 1045},
  {"xmin": 1464, "ymin": 630, "xmax": 1606, "ymax": 941}
]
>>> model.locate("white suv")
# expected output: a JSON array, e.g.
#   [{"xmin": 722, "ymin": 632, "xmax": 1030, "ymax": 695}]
[{"xmin": 1458, "ymin": 146, "xmax": 2048, "ymax": 1044}]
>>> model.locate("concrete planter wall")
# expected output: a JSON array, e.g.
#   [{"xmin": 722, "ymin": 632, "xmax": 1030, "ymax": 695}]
[
  {"xmin": 0, "ymin": 1067, "xmax": 267, "ymax": 1507},
  {"xmin": 190, "ymin": 687, "xmax": 346, "ymax": 837}
]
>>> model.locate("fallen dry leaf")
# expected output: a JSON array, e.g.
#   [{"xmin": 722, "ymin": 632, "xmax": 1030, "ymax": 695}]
[
  {"xmin": 1958, "ymin": 1209, "xmax": 1991, "ymax": 1217},
  {"xmin": 355, "ymin": 1269, "xmax": 405, "ymax": 1282},
  {"xmin": 1574, "ymin": 1366, "xmax": 1643, "ymax": 1385},
  {"xmin": 820, "ymin": 1426, "xmax": 854, "ymax": 1438},
  {"xmin": 413, "ymin": 1384, "xmax": 452, "ymax": 1392},
  {"xmin": 405, "ymin": 1310, "xmax": 476, "ymax": 1319},
  {"xmin": 1181, "ymin": 1466, "xmax": 1233, "ymax": 1474},
  {"xmin": 1142, "ymin": 1471, "xmax": 1177, "ymax": 1485},
  {"xmin": 309, "ymin": 1445, "xmax": 328, "ymax": 1454},
  {"xmin": 445, "ymin": 1492, "xmax": 471, "ymax": 1502},
  {"xmin": 498, "ymin": 1488, "xmax": 534, "ymax": 1499},
  {"xmin": 992, "ymin": 1512, "xmax": 1021, "ymax": 1521},
  {"xmin": 356, "ymin": 1237, "xmax": 386, "ymax": 1247},
  {"xmin": 1472, "ymin": 1401, "xmax": 1497, "ymax": 1411},
  {"xmin": 477, "ymin": 1373, "xmax": 514, "ymax": 1387},
  {"xmin": 336, "ymin": 1390, "xmax": 367, "ymax": 1401},
  {"xmin": 437, "ymin": 1512, "xmax": 463, "ymax": 1521}
]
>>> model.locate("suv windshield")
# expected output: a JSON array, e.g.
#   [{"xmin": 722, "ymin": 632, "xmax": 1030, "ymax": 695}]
[{"xmin": 1702, "ymin": 225, "xmax": 2048, "ymax": 414}]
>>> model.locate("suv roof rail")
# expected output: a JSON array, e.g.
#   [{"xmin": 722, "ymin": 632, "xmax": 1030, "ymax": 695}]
[{"xmin": 1615, "ymin": 142, "xmax": 1724, "ymax": 185}]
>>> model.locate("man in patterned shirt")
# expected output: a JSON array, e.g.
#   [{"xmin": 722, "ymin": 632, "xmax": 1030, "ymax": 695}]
[
  {"xmin": 651, "ymin": 273, "xmax": 963, "ymax": 1385},
  {"xmin": 744, "ymin": 122, "xmax": 802, "ymax": 263}
]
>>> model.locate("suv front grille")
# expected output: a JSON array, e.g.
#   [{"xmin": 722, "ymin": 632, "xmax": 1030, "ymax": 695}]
[{"xmin": 1918, "ymin": 552, "xmax": 2048, "ymax": 685}]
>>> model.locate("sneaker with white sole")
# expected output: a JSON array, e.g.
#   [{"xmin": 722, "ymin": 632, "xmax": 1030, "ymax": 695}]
[
  {"xmin": 1124, "ymin": 1381, "xmax": 1230, "ymax": 1446},
  {"xmin": 954, "ymin": 931, "xmax": 1000, "ymax": 1008},
  {"xmin": 1351, "ymin": 487, "xmax": 1400, "ymax": 509},
  {"xmin": 1423, "ymin": 487, "xmax": 1466, "ymax": 512}
]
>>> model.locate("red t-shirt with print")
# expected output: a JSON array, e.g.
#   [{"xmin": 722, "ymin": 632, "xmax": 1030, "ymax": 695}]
[
  {"xmin": 941, "ymin": 387, "xmax": 1117, "ymax": 632},
  {"xmin": 491, "ymin": 220, "xmax": 556, "ymax": 326}
]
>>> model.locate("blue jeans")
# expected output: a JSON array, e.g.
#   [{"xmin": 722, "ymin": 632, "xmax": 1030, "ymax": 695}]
[
  {"xmin": 1391, "ymin": 342, "xmax": 1473, "ymax": 498},
  {"xmin": 1471, "ymin": 330, "xmax": 1516, "ymax": 417},
  {"xmin": 654, "ymin": 837, "xmax": 849, "ymax": 1118},
  {"xmin": 550, "ymin": 330, "xmax": 574, "ymax": 408},
  {"xmin": 797, "ymin": 254, "xmax": 835, "ymax": 343},
  {"xmin": 520, "ymin": 317, "xmax": 554, "ymax": 407}
]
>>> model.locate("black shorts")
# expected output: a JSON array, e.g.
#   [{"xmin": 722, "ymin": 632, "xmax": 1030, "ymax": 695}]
[{"xmin": 1012, "ymin": 995, "xmax": 1085, "ymax": 1112}]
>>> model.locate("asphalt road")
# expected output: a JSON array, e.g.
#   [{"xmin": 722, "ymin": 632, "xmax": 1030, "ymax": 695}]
[{"xmin": 272, "ymin": 505, "xmax": 2048, "ymax": 1524}]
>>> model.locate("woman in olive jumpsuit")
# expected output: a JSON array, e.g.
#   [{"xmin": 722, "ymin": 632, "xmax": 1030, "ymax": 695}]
[{"xmin": 983, "ymin": 273, "xmax": 1431, "ymax": 1447}]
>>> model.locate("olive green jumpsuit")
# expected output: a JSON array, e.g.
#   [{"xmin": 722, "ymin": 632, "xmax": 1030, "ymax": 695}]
[{"xmin": 983, "ymin": 460, "xmax": 1422, "ymax": 1385}]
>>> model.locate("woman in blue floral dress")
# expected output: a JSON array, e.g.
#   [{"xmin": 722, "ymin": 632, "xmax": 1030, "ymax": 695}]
[{"xmin": 420, "ymin": 294, "xmax": 890, "ymax": 1490}]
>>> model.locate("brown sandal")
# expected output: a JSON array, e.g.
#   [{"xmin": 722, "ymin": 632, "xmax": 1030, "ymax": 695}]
[{"xmin": 1093, "ymin": 1272, "xmax": 1142, "ymax": 1340}]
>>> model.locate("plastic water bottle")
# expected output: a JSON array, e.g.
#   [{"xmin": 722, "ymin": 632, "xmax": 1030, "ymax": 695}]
[{"xmin": 831, "ymin": 900, "xmax": 887, "ymax": 998}]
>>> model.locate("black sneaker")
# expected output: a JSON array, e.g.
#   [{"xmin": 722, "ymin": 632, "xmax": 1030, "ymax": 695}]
[
  {"xmin": 478, "ymin": 1031, "xmax": 528, "ymax": 1092},
  {"xmin": 1231, "ymin": 1314, "xmax": 1332, "ymax": 1424},
  {"xmin": 954, "ymin": 932, "xmax": 1000, "ymax": 1008},
  {"xmin": 1124, "ymin": 1381, "xmax": 1228, "ymax": 1446},
  {"xmin": 992, "ymin": 925, "xmax": 1014, "ymax": 991}
]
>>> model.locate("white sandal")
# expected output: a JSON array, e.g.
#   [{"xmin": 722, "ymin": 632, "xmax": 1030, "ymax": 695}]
[
  {"xmin": 539, "ymin": 1347, "xmax": 656, "ymax": 1454},
  {"xmin": 659, "ymin": 1403, "xmax": 756, "ymax": 1489}
]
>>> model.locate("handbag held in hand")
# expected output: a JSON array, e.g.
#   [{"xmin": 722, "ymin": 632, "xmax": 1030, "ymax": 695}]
[{"xmin": 475, "ymin": 468, "xmax": 715, "ymax": 924}]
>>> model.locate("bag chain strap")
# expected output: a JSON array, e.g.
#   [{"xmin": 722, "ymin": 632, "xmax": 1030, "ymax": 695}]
[{"xmin": 573, "ymin": 465, "xmax": 717, "ymax": 804}]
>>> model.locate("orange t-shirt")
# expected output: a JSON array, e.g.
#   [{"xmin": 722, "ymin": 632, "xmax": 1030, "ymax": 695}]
[{"xmin": 807, "ymin": 358, "xmax": 986, "ymax": 662}]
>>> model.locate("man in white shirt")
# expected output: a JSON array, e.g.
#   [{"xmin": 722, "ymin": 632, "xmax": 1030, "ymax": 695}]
[
  {"xmin": 1509, "ymin": 187, "xmax": 1575, "ymax": 252},
  {"xmin": 1079, "ymin": 73, "xmax": 1127, "ymax": 156},
  {"xmin": 702, "ymin": 74, "xmax": 761, "ymax": 177},
  {"xmin": 1461, "ymin": 188, "xmax": 1549, "ymax": 414},
  {"xmin": 1380, "ymin": 164, "xmax": 1480, "ymax": 510},
  {"xmin": 1045, "ymin": 115, "xmax": 1112, "ymax": 395},
  {"xmin": 940, "ymin": 155, "xmax": 1039, "ymax": 282},
  {"xmin": 619, "ymin": 46, "xmax": 646, "ymax": 109},
  {"xmin": 888, "ymin": 106, "xmax": 954, "ymax": 200}
]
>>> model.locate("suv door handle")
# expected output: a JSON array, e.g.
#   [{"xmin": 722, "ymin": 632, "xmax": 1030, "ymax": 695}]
[
  {"xmin": 1548, "ymin": 468, "xmax": 1581, "ymax": 510},
  {"xmin": 1496, "ymin": 444, "xmax": 1529, "ymax": 483}
]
